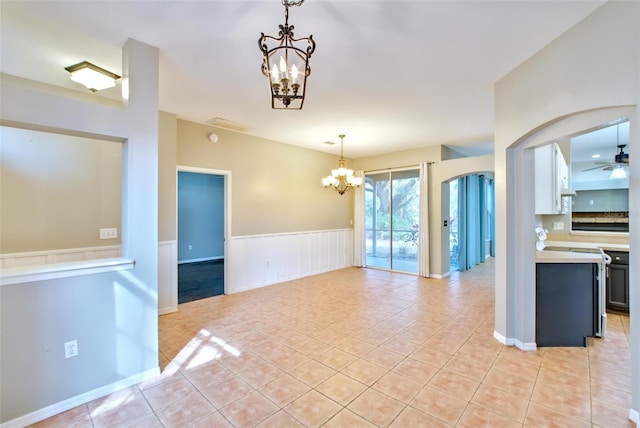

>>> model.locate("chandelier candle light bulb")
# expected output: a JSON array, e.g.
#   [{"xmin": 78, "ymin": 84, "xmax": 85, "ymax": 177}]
[
  {"xmin": 279, "ymin": 57, "xmax": 287, "ymax": 81},
  {"xmin": 270, "ymin": 64, "xmax": 279, "ymax": 83}
]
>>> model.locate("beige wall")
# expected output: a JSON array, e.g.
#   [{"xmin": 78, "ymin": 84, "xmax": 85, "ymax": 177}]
[
  {"xmin": 441, "ymin": 145, "xmax": 467, "ymax": 160},
  {"xmin": 158, "ymin": 111, "xmax": 177, "ymax": 242},
  {"xmin": 0, "ymin": 126, "xmax": 122, "ymax": 253},
  {"xmin": 354, "ymin": 145, "xmax": 441, "ymax": 172},
  {"xmin": 176, "ymin": 119, "xmax": 353, "ymax": 236}
]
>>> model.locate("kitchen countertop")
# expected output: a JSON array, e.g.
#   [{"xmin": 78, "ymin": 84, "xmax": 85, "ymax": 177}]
[
  {"xmin": 544, "ymin": 240, "xmax": 629, "ymax": 253},
  {"xmin": 536, "ymin": 250, "xmax": 605, "ymax": 264},
  {"xmin": 572, "ymin": 217, "xmax": 628, "ymax": 223}
]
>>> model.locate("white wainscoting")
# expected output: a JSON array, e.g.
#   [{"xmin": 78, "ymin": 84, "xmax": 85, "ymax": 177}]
[
  {"xmin": 228, "ymin": 229, "xmax": 354, "ymax": 294},
  {"xmin": 157, "ymin": 231, "xmax": 352, "ymax": 312},
  {"xmin": 158, "ymin": 241, "xmax": 178, "ymax": 315},
  {"xmin": 0, "ymin": 245, "xmax": 121, "ymax": 269}
]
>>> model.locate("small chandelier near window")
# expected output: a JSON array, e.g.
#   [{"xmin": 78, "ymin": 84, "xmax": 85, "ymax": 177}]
[
  {"xmin": 322, "ymin": 134, "xmax": 362, "ymax": 195},
  {"xmin": 258, "ymin": 0, "xmax": 315, "ymax": 109}
]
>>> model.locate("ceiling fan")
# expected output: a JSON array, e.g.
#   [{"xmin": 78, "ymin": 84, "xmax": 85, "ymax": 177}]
[{"xmin": 581, "ymin": 125, "xmax": 629, "ymax": 172}]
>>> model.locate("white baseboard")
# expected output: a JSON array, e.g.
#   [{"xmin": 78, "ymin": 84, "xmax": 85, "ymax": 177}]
[
  {"xmin": 430, "ymin": 272, "xmax": 451, "ymax": 279},
  {"xmin": 515, "ymin": 340, "xmax": 537, "ymax": 351},
  {"xmin": 159, "ymin": 307, "xmax": 177, "ymax": 315},
  {"xmin": 0, "ymin": 367, "xmax": 160, "ymax": 428},
  {"xmin": 493, "ymin": 330, "xmax": 515, "ymax": 346},
  {"xmin": 228, "ymin": 266, "xmax": 343, "ymax": 295},
  {"xmin": 493, "ymin": 330, "xmax": 538, "ymax": 351},
  {"xmin": 493, "ymin": 331, "xmax": 537, "ymax": 351},
  {"xmin": 630, "ymin": 408, "xmax": 639, "ymax": 424}
]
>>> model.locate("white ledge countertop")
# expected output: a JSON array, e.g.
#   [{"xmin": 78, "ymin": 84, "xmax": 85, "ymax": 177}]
[
  {"xmin": 0, "ymin": 257, "xmax": 135, "ymax": 286},
  {"xmin": 536, "ymin": 250, "xmax": 605, "ymax": 264},
  {"xmin": 544, "ymin": 240, "xmax": 629, "ymax": 253}
]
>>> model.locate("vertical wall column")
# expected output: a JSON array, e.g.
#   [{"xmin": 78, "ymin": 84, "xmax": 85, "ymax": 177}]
[{"xmin": 120, "ymin": 38, "xmax": 160, "ymax": 369}]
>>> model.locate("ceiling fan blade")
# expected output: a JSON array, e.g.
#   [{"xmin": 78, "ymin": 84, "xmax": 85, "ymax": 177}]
[{"xmin": 581, "ymin": 164, "xmax": 613, "ymax": 172}]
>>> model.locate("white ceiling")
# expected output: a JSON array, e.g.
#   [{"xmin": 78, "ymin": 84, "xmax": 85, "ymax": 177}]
[
  {"xmin": 570, "ymin": 120, "xmax": 630, "ymax": 183},
  {"xmin": 571, "ymin": 121, "xmax": 630, "ymax": 164},
  {"xmin": 1, "ymin": 0, "xmax": 606, "ymax": 158}
]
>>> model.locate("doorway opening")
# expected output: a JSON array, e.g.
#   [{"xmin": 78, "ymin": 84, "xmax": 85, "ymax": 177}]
[
  {"xmin": 177, "ymin": 169, "xmax": 227, "ymax": 303},
  {"xmin": 449, "ymin": 174, "xmax": 495, "ymax": 272}
]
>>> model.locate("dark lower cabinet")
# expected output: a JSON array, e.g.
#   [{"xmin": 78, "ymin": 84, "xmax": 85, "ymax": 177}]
[
  {"xmin": 536, "ymin": 263, "xmax": 597, "ymax": 347},
  {"xmin": 606, "ymin": 251, "xmax": 629, "ymax": 313}
]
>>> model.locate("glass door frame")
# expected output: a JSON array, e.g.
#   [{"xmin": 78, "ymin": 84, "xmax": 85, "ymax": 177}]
[{"xmin": 364, "ymin": 166, "xmax": 420, "ymax": 274}]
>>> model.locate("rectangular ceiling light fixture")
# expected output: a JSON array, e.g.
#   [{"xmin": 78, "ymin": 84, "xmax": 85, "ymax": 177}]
[{"xmin": 65, "ymin": 61, "xmax": 120, "ymax": 92}]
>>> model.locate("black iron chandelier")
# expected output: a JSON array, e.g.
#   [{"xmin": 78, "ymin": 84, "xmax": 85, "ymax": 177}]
[{"xmin": 258, "ymin": 0, "xmax": 316, "ymax": 109}]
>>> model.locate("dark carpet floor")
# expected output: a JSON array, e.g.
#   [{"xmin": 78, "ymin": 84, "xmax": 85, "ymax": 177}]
[{"xmin": 178, "ymin": 259, "xmax": 224, "ymax": 304}]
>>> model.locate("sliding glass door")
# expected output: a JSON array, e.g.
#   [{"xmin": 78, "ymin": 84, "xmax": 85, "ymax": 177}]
[{"xmin": 365, "ymin": 168, "xmax": 420, "ymax": 273}]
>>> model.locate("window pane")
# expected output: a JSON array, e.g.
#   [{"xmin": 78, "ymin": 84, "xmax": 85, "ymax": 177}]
[
  {"xmin": 365, "ymin": 173, "xmax": 391, "ymax": 269},
  {"xmin": 391, "ymin": 170, "xmax": 419, "ymax": 273}
]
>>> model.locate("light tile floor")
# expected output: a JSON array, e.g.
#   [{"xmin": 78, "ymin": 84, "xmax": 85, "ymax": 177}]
[{"xmin": 31, "ymin": 259, "xmax": 636, "ymax": 427}]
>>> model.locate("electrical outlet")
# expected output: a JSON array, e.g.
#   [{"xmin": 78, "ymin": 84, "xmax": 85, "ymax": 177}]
[
  {"xmin": 99, "ymin": 228, "xmax": 118, "ymax": 239},
  {"xmin": 64, "ymin": 340, "xmax": 78, "ymax": 359},
  {"xmin": 553, "ymin": 221, "xmax": 564, "ymax": 230}
]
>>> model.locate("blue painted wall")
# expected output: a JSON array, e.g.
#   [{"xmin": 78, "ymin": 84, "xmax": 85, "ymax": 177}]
[{"xmin": 177, "ymin": 172, "xmax": 224, "ymax": 262}]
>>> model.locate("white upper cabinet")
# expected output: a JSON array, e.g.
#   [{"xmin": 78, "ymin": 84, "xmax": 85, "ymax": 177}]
[{"xmin": 535, "ymin": 143, "xmax": 570, "ymax": 215}]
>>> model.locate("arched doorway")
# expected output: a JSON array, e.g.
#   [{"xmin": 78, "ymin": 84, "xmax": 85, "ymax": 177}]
[
  {"xmin": 497, "ymin": 106, "xmax": 636, "ymax": 351},
  {"xmin": 449, "ymin": 174, "xmax": 495, "ymax": 272}
]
